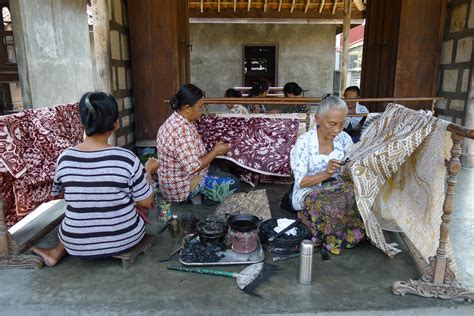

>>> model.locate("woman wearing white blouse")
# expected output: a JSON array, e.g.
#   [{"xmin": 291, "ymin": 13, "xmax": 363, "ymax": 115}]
[{"xmin": 290, "ymin": 95, "xmax": 365, "ymax": 255}]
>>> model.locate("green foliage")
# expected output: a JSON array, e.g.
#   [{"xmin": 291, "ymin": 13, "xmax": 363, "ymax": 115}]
[{"xmin": 202, "ymin": 180, "xmax": 236, "ymax": 202}]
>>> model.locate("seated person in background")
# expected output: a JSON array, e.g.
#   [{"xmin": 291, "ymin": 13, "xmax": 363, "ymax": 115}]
[
  {"xmin": 31, "ymin": 92, "xmax": 158, "ymax": 266},
  {"xmin": 246, "ymin": 80, "xmax": 270, "ymax": 113},
  {"xmin": 343, "ymin": 86, "xmax": 369, "ymax": 142},
  {"xmin": 224, "ymin": 88, "xmax": 249, "ymax": 114},
  {"xmin": 290, "ymin": 95, "xmax": 365, "ymax": 255},
  {"xmin": 156, "ymin": 84, "xmax": 239, "ymax": 204},
  {"xmin": 283, "ymin": 82, "xmax": 306, "ymax": 113}
]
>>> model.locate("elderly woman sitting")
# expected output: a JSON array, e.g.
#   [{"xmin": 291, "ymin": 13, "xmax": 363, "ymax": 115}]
[{"xmin": 290, "ymin": 95, "xmax": 365, "ymax": 255}]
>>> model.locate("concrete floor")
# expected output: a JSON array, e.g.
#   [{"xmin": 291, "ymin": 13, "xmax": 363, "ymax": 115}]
[{"xmin": 0, "ymin": 169, "xmax": 473, "ymax": 315}]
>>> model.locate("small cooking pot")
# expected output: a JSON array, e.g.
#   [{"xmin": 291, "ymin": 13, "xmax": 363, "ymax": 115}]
[
  {"xmin": 226, "ymin": 214, "xmax": 261, "ymax": 254},
  {"xmin": 227, "ymin": 214, "xmax": 261, "ymax": 232}
]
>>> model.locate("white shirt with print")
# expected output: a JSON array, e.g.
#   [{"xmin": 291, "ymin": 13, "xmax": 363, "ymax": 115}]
[{"xmin": 290, "ymin": 126, "xmax": 353, "ymax": 210}]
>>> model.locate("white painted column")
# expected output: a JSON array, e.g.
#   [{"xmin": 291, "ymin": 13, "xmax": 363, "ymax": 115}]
[{"xmin": 10, "ymin": 0, "xmax": 94, "ymax": 108}]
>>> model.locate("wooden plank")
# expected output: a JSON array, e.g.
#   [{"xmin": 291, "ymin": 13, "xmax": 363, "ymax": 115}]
[
  {"xmin": 360, "ymin": 0, "xmax": 401, "ymax": 112},
  {"xmin": 339, "ymin": 0, "xmax": 351, "ymax": 96},
  {"xmin": 394, "ymin": 0, "xmax": 445, "ymax": 110},
  {"xmin": 9, "ymin": 200, "xmax": 66, "ymax": 254},
  {"xmin": 264, "ymin": 0, "xmax": 268, "ymax": 12},
  {"xmin": 218, "ymin": 0, "xmax": 221, "ymax": 12},
  {"xmin": 279, "ymin": 0, "xmax": 283, "ymax": 12},
  {"xmin": 234, "ymin": 0, "xmax": 237, "ymax": 11},
  {"xmin": 319, "ymin": 0, "xmax": 325, "ymax": 13},
  {"xmin": 128, "ymin": 0, "xmax": 190, "ymax": 142},
  {"xmin": 304, "ymin": 0, "xmax": 311, "ymax": 13},
  {"xmin": 290, "ymin": 0, "xmax": 296, "ymax": 13},
  {"xmin": 189, "ymin": 8, "xmax": 364, "ymax": 19},
  {"xmin": 248, "ymin": 0, "xmax": 251, "ymax": 11},
  {"xmin": 332, "ymin": 0, "xmax": 338, "ymax": 14}
]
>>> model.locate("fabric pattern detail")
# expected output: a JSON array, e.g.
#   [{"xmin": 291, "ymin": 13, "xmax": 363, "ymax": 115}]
[
  {"xmin": 196, "ymin": 116, "xmax": 299, "ymax": 178},
  {"xmin": 0, "ymin": 104, "xmax": 83, "ymax": 227},
  {"xmin": 156, "ymin": 111, "xmax": 208, "ymax": 202},
  {"xmin": 302, "ymin": 179, "xmax": 365, "ymax": 255},
  {"xmin": 344, "ymin": 103, "xmax": 449, "ymax": 259}
]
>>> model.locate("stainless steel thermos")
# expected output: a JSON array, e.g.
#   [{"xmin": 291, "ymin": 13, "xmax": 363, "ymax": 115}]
[{"xmin": 298, "ymin": 239, "xmax": 314, "ymax": 285}]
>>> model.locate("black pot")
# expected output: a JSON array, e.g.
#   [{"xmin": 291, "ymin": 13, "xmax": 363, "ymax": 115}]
[
  {"xmin": 258, "ymin": 218, "xmax": 310, "ymax": 254},
  {"xmin": 197, "ymin": 216, "xmax": 227, "ymax": 246},
  {"xmin": 227, "ymin": 214, "xmax": 261, "ymax": 232}
]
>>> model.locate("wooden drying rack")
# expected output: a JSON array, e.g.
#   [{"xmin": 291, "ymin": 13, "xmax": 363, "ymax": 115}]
[
  {"xmin": 204, "ymin": 96, "xmax": 474, "ymax": 300},
  {"xmin": 1, "ymin": 96, "xmax": 473, "ymax": 300}
]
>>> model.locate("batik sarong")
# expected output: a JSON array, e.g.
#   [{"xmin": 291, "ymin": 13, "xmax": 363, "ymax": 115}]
[{"xmin": 301, "ymin": 179, "xmax": 365, "ymax": 255}]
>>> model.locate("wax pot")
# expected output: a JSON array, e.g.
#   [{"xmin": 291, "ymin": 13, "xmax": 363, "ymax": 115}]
[
  {"xmin": 259, "ymin": 218, "xmax": 310, "ymax": 254},
  {"xmin": 197, "ymin": 216, "xmax": 227, "ymax": 248},
  {"xmin": 227, "ymin": 214, "xmax": 261, "ymax": 254}
]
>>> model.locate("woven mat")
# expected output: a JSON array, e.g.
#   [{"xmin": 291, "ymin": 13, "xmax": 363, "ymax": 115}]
[{"xmin": 214, "ymin": 189, "xmax": 271, "ymax": 221}]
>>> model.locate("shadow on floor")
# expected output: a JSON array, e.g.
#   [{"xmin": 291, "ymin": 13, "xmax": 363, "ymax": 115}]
[{"xmin": 0, "ymin": 169, "xmax": 473, "ymax": 315}]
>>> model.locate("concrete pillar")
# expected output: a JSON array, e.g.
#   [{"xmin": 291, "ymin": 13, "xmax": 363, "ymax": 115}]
[{"xmin": 10, "ymin": 0, "xmax": 94, "ymax": 108}]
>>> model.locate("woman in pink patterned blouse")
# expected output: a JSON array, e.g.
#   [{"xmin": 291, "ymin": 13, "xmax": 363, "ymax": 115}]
[{"xmin": 156, "ymin": 84, "xmax": 237, "ymax": 203}]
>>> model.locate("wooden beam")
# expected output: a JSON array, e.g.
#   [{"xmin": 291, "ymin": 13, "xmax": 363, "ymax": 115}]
[
  {"xmin": 248, "ymin": 0, "xmax": 251, "ymax": 12},
  {"xmin": 290, "ymin": 0, "xmax": 296, "ymax": 13},
  {"xmin": 304, "ymin": 0, "xmax": 311, "ymax": 13},
  {"xmin": 340, "ymin": 0, "xmax": 351, "ymax": 96},
  {"xmin": 189, "ymin": 9, "xmax": 364, "ymax": 19},
  {"xmin": 264, "ymin": 0, "xmax": 268, "ymax": 12},
  {"xmin": 279, "ymin": 0, "xmax": 283, "ymax": 12},
  {"xmin": 234, "ymin": 0, "xmax": 237, "ymax": 12},
  {"xmin": 200, "ymin": 0, "xmax": 203, "ymax": 13},
  {"xmin": 218, "ymin": 0, "xmax": 221, "ymax": 12},
  {"xmin": 332, "ymin": 0, "xmax": 338, "ymax": 14},
  {"xmin": 319, "ymin": 0, "xmax": 325, "ymax": 14},
  {"xmin": 190, "ymin": 17, "xmax": 365, "ymax": 24}
]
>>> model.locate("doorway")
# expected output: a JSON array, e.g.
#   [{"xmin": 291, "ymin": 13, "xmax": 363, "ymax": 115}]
[{"xmin": 243, "ymin": 45, "xmax": 277, "ymax": 87}]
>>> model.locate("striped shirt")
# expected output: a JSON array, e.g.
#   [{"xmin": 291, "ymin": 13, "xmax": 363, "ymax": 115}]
[{"xmin": 52, "ymin": 147, "xmax": 152, "ymax": 258}]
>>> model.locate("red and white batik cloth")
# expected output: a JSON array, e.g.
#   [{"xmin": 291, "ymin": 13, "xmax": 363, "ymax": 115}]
[
  {"xmin": 0, "ymin": 103, "xmax": 83, "ymax": 227},
  {"xmin": 156, "ymin": 111, "xmax": 208, "ymax": 202},
  {"xmin": 196, "ymin": 114, "xmax": 299, "ymax": 184}
]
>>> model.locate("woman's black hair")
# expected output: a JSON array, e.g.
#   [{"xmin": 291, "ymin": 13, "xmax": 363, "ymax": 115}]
[
  {"xmin": 283, "ymin": 82, "xmax": 303, "ymax": 97},
  {"xmin": 169, "ymin": 84, "xmax": 205, "ymax": 111},
  {"xmin": 248, "ymin": 80, "xmax": 269, "ymax": 97},
  {"xmin": 344, "ymin": 85, "xmax": 361, "ymax": 96},
  {"xmin": 79, "ymin": 92, "xmax": 119, "ymax": 137},
  {"xmin": 224, "ymin": 88, "xmax": 242, "ymax": 98}
]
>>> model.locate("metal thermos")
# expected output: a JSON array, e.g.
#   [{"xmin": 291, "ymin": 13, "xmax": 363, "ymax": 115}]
[{"xmin": 298, "ymin": 240, "xmax": 314, "ymax": 285}]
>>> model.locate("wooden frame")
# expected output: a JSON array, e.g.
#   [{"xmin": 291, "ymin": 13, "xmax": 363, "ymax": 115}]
[{"xmin": 201, "ymin": 96, "xmax": 474, "ymax": 300}]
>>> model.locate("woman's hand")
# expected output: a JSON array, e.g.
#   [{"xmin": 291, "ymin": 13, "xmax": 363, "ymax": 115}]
[
  {"xmin": 212, "ymin": 141, "xmax": 229, "ymax": 156},
  {"xmin": 145, "ymin": 157, "xmax": 160, "ymax": 174},
  {"xmin": 326, "ymin": 159, "xmax": 341, "ymax": 175}
]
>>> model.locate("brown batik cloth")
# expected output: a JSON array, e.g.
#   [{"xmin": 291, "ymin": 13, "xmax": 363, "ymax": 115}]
[{"xmin": 343, "ymin": 103, "xmax": 450, "ymax": 263}]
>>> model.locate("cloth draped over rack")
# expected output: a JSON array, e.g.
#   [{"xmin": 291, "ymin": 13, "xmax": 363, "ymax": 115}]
[
  {"xmin": 0, "ymin": 103, "xmax": 83, "ymax": 228},
  {"xmin": 344, "ymin": 104, "xmax": 451, "ymax": 263},
  {"xmin": 196, "ymin": 114, "xmax": 301, "ymax": 185}
]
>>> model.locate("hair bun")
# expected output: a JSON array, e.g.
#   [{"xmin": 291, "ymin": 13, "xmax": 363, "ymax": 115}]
[{"xmin": 169, "ymin": 96, "xmax": 178, "ymax": 110}]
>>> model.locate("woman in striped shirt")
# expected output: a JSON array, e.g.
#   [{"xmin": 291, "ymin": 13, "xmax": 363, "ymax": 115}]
[{"xmin": 31, "ymin": 92, "xmax": 158, "ymax": 266}]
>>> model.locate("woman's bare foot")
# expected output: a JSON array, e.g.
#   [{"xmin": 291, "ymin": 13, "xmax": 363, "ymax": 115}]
[{"xmin": 31, "ymin": 242, "xmax": 66, "ymax": 267}]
